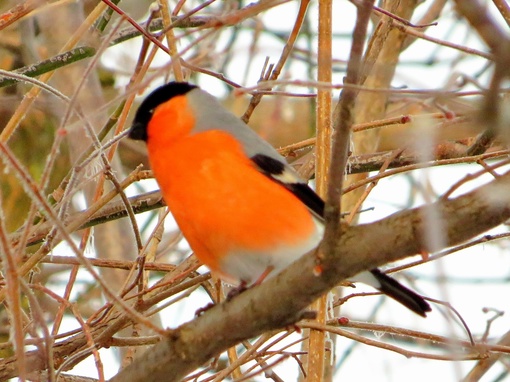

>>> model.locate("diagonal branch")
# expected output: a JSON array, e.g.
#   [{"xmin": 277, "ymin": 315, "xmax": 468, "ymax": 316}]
[{"xmin": 108, "ymin": 170, "xmax": 510, "ymax": 382}]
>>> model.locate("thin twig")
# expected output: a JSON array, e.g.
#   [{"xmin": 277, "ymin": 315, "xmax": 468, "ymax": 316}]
[{"xmin": 323, "ymin": 0, "xmax": 375, "ymax": 255}]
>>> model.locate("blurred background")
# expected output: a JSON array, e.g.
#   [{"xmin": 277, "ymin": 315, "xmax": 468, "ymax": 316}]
[{"xmin": 1, "ymin": 1, "xmax": 509, "ymax": 381}]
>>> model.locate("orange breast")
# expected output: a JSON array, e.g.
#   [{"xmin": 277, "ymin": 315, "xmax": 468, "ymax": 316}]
[{"xmin": 148, "ymin": 127, "xmax": 318, "ymax": 282}]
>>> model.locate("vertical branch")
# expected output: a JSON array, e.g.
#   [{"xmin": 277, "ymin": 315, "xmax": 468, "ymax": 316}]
[
  {"xmin": 342, "ymin": 0, "xmax": 419, "ymax": 220},
  {"xmin": 323, "ymin": 0, "xmax": 375, "ymax": 251},
  {"xmin": 307, "ymin": 0, "xmax": 332, "ymax": 381},
  {"xmin": 158, "ymin": 0, "xmax": 184, "ymax": 81},
  {"xmin": 315, "ymin": 6, "xmax": 333, "ymax": 191},
  {"xmin": 0, "ymin": 194, "xmax": 26, "ymax": 380},
  {"xmin": 454, "ymin": 0, "xmax": 510, "ymax": 155}
]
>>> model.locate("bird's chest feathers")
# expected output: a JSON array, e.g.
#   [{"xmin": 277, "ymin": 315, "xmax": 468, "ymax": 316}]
[
  {"xmin": 149, "ymin": 130, "xmax": 254, "ymax": 207},
  {"xmin": 148, "ymin": 128, "xmax": 321, "ymax": 281}
]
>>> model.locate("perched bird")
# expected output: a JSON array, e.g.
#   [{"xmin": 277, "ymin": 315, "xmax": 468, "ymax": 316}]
[{"xmin": 129, "ymin": 81, "xmax": 431, "ymax": 317}]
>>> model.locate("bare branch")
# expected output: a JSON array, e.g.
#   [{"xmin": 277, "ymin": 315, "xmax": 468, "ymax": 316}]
[{"xmin": 109, "ymin": 170, "xmax": 510, "ymax": 382}]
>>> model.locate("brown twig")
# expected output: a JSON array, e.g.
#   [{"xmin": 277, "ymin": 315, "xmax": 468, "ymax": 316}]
[
  {"xmin": 388, "ymin": 232, "xmax": 510, "ymax": 274},
  {"xmin": 308, "ymin": 0, "xmax": 332, "ymax": 379},
  {"xmin": 0, "ymin": 195, "xmax": 27, "ymax": 380},
  {"xmin": 493, "ymin": 0, "xmax": 510, "ymax": 27},
  {"xmin": 241, "ymin": 0, "xmax": 311, "ymax": 123},
  {"xmin": 462, "ymin": 330, "xmax": 510, "ymax": 382},
  {"xmin": 302, "ymin": 321, "xmax": 483, "ymax": 361},
  {"xmin": 342, "ymin": 149, "xmax": 510, "ymax": 193},
  {"xmin": 323, "ymin": 0, "xmax": 375, "ymax": 251},
  {"xmin": 345, "ymin": 149, "xmax": 404, "ymax": 223}
]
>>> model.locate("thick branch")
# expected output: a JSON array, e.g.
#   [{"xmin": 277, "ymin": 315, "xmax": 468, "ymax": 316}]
[{"xmin": 109, "ymin": 171, "xmax": 510, "ymax": 382}]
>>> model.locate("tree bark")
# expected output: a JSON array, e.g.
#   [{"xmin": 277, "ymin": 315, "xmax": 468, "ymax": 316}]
[{"xmin": 109, "ymin": 170, "xmax": 510, "ymax": 382}]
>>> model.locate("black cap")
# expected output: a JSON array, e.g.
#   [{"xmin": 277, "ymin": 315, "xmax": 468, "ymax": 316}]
[{"xmin": 128, "ymin": 82, "xmax": 197, "ymax": 142}]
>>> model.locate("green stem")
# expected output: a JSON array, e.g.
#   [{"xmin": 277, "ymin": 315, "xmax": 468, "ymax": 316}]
[{"xmin": 0, "ymin": 47, "xmax": 96, "ymax": 88}]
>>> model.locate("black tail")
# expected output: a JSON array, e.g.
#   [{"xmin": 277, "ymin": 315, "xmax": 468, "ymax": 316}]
[{"xmin": 370, "ymin": 268, "xmax": 431, "ymax": 317}]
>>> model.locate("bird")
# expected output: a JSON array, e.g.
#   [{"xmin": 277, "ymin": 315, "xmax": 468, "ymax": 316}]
[{"xmin": 128, "ymin": 81, "xmax": 431, "ymax": 317}]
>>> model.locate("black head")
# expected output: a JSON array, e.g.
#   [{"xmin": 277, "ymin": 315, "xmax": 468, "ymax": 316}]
[{"xmin": 128, "ymin": 81, "xmax": 198, "ymax": 141}]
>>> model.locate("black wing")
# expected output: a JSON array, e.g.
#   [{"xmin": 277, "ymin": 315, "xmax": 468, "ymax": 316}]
[
  {"xmin": 250, "ymin": 154, "xmax": 325, "ymax": 219},
  {"xmin": 250, "ymin": 154, "xmax": 432, "ymax": 317}
]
